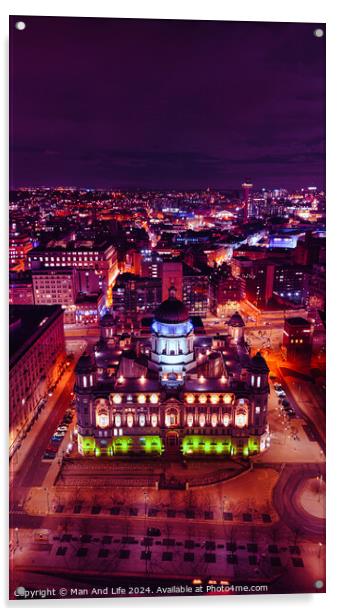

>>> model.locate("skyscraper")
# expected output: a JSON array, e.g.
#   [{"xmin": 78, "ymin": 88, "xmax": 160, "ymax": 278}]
[{"xmin": 242, "ymin": 180, "xmax": 253, "ymax": 223}]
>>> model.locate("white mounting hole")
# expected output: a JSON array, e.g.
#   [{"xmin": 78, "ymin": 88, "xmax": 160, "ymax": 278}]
[
  {"xmin": 15, "ymin": 21, "xmax": 26, "ymax": 31},
  {"xmin": 314, "ymin": 28, "xmax": 324, "ymax": 38}
]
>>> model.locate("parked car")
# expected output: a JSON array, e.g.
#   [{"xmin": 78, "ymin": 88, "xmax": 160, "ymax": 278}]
[
  {"xmin": 51, "ymin": 433, "xmax": 64, "ymax": 441},
  {"xmin": 281, "ymin": 398, "xmax": 290, "ymax": 408},
  {"xmin": 57, "ymin": 425, "xmax": 68, "ymax": 432},
  {"xmin": 274, "ymin": 383, "xmax": 283, "ymax": 391},
  {"xmin": 43, "ymin": 451, "xmax": 56, "ymax": 460}
]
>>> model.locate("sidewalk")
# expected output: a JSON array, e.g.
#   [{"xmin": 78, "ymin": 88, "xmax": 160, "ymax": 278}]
[{"xmin": 9, "ymin": 360, "xmax": 76, "ymax": 484}]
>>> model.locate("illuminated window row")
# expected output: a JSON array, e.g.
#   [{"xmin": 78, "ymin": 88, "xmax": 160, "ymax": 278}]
[
  {"xmin": 185, "ymin": 393, "xmax": 233, "ymax": 405},
  {"xmin": 97, "ymin": 412, "xmax": 159, "ymax": 429},
  {"xmin": 186, "ymin": 411, "xmax": 248, "ymax": 428},
  {"xmin": 110, "ymin": 393, "xmax": 159, "ymax": 405}
]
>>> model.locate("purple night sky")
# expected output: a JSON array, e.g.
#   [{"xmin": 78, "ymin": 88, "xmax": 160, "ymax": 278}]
[{"xmin": 9, "ymin": 16, "xmax": 326, "ymax": 190}]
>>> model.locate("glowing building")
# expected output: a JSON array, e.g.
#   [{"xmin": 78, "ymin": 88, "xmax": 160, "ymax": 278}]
[{"xmin": 75, "ymin": 290, "xmax": 270, "ymax": 457}]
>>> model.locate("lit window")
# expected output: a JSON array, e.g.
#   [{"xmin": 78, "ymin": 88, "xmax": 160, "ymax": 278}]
[
  {"xmin": 223, "ymin": 394, "xmax": 232, "ymax": 404},
  {"xmin": 257, "ymin": 376, "xmax": 261, "ymax": 388},
  {"xmin": 98, "ymin": 414, "xmax": 109, "ymax": 428},
  {"xmin": 113, "ymin": 394, "xmax": 122, "ymax": 404},
  {"xmin": 82, "ymin": 376, "xmax": 87, "ymax": 388},
  {"xmin": 115, "ymin": 414, "xmax": 121, "ymax": 428},
  {"xmin": 251, "ymin": 375, "xmax": 255, "ymax": 386},
  {"xmin": 127, "ymin": 413, "xmax": 134, "ymax": 428},
  {"xmin": 199, "ymin": 413, "xmax": 205, "ymax": 427},
  {"xmin": 255, "ymin": 406, "xmax": 261, "ymax": 414},
  {"xmin": 139, "ymin": 414, "xmax": 145, "ymax": 427},
  {"xmin": 210, "ymin": 394, "xmax": 219, "ymax": 405},
  {"xmin": 138, "ymin": 394, "xmax": 146, "ymax": 404},
  {"xmin": 151, "ymin": 414, "xmax": 158, "ymax": 427},
  {"xmin": 235, "ymin": 409, "xmax": 247, "ymax": 428},
  {"xmin": 211, "ymin": 413, "xmax": 218, "ymax": 427},
  {"xmin": 187, "ymin": 413, "xmax": 194, "ymax": 427},
  {"xmin": 186, "ymin": 394, "xmax": 195, "ymax": 404},
  {"xmin": 223, "ymin": 413, "xmax": 230, "ymax": 427},
  {"xmin": 199, "ymin": 394, "xmax": 207, "ymax": 404},
  {"xmin": 150, "ymin": 393, "xmax": 159, "ymax": 404}
]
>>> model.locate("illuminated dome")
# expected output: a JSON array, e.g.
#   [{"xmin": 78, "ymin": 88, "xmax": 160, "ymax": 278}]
[
  {"xmin": 94, "ymin": 337, "xmax": 108, "ymax": 353},
  {"xmin": 154, "ymin": 287, "xmax": 189, "ymax": 324},
  {"xmin": 150, "ymin": 286, "xmax": 195, "ymax": 385},
  {"xmin": 250, "ymin": 352, "xmax": 269, "ymax": 373},
  {"xmin": 100, "ymin": 311, "xmax": 115, "ymax": 327},
  {"xmin": 228, "ymin": 312, "xmax": 245, "ymax": 328},
  {"xmin": 76, "ymin": 353, "xmax": 96, "ymax": 374}
]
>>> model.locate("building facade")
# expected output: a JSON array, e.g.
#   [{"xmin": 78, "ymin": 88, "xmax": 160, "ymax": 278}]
[
  {"xmin": 75, "ymin": 291, "xmax": 270, "ymax": 458},
  {"xmin": 9, "ymin": 233, "xmax": 34, "ymax": 271},
  {"xmin": 32, "ymin": 268, "xmax": 79, "ymax": 323},
  {"xmin": 9, "ymin": 272, "xmax": 34, "ymax": 305},
  {"xmin": 27, "ymin": 239, "xmax": 118, "ymax": 297},
  {"xmin": 282, "ymin": 316, "xmax": 313, "ymax": 365},
  {"xmin": 9, "ymin": 305, "xmax": 66, "ymax": 456}
]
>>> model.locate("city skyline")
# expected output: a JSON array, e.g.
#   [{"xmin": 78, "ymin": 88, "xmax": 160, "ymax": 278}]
[{"xmin": 10, "ymin": 17, "xmax": 325, "ymax": 190}]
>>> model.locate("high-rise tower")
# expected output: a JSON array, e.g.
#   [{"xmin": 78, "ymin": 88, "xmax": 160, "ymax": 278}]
[{"xmin": 242, "ymin": 180, "xmax": 253, "ymax": 223}]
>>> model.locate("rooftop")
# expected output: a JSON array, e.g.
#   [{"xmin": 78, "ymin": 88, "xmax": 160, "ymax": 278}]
[
  {"xmin": 10, "ymin": 305, "xmax": 64, "ymax": 369},
  {"xmin": 285, "ymin": 317, "xmax": 311, "ymax": 326},
  {"xmin": 154, "ymin": 287, "xmax": 189, "ymax": 324}
]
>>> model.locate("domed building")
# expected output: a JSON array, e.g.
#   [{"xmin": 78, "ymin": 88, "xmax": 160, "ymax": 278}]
[
  {"xmin": 149, "ymin": 286, "xmax": 195, "ymax": 385},
  {"xmin": 74, "ymin": 297, "xmax": 270, "ymax": 458}
]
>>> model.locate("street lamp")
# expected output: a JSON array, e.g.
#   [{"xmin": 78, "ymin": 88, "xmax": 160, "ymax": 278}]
[{"xmin": 14, "ymin": 527, "xmax": 19, "ymax": 549}]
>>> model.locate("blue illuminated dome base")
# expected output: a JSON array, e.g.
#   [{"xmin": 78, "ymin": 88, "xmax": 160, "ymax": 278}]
[
  {"xmin": 151, "ymin": 320, "xmax": 193, "ymax": 337},
  {"xmin": 150, "ymin": 287, "xmax": 196, "ymax": 384}
]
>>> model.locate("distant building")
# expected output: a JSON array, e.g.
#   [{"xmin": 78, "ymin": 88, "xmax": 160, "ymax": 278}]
[
  {"xmin": 9, "ymin": 233, "xmax": 33, "ymax": 271},
  {"xmin": 282, "ymin": 317, "xmax": 313, "ymax": 365},
  {"xmin": 273, "ymin": 264, "xmax": 307, "ymax": 305},
  {"xmin": 9, "ymin": 271, "xmax": 34, "ymax": 305},
  {"xmin": 123, "ymin": 249, "xmax": 142, "ymax": 276},
  {"xmin": 245, "ymin": 262, "xmax": 275, "ymax": 307},
  {"xmin": 112, "ymin": 274, "xmax": 162, "ymax": 317},
  {"xmin": 293, "ymin": 233, "xmax": 326, "ymax": 266},
  {"xmin": 140, "ymin": 250, "xmax": 163, "ymax": 278},
  {"xmin": 212, "ymin": 274, "xmax": 246, "ymax": 316},
  {"xmin": 27, "ymin": 239, "xmax": 118, "ymax": 297},
  {"xmin": 161, "ymin": 261, "xmax": 183, "ymax": 300},
  {"xmin": 75, "ymin": 292, "xmax": 106, "ymax": 325},
  {"xmin": 183, "ymin": 264, "xmax": 210, "ymax": 317},
  {"xmin": 32, "ymin": 269, "xmax": 79, "ymax": 323},
  {"xmin": 241, "ymin": 181, "xmax": 253, "ymax": 223},
  {"xmin": 9, "ymin": 305, "xmax": 66, "ymax": 456},
  {"xmin": 304, "ymin": 265, "xmax": 326, "ymax": 311}
]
